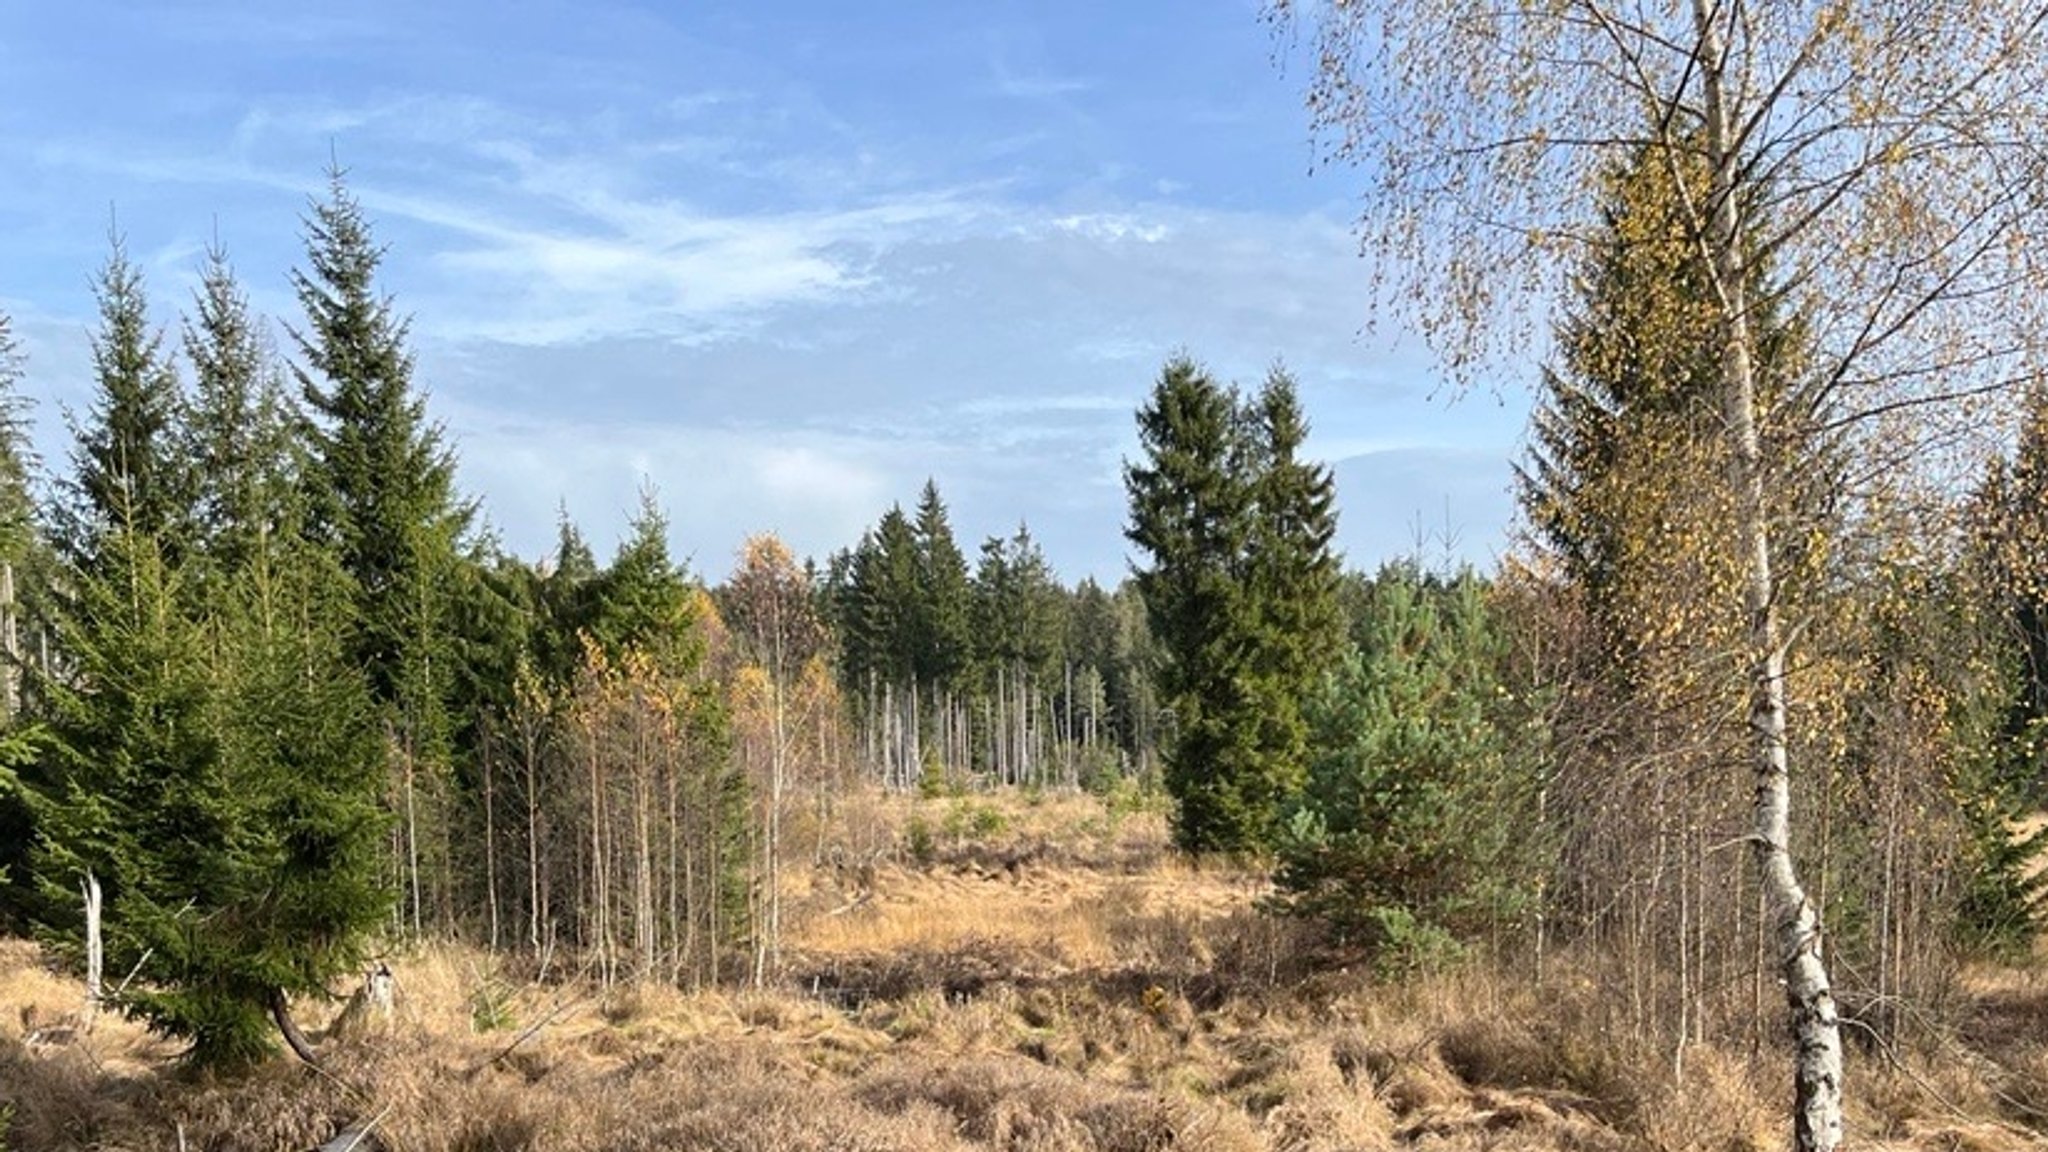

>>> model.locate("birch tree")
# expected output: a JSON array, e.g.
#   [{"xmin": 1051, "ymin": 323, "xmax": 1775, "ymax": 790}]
[
  {"xmin": 724, "ymin": 533, "xmax": 826, "ymax": 982},
  {"xmin": 1270, "ymin": 3, "xmax": 2048, "ymax": 1148}
]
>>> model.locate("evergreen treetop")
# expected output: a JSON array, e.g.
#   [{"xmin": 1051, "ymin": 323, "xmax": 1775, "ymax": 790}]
[
  {"xmin": 71, "ymin": 231, "xmax": 188, "ymax": 560},
  {"xmin": 290, "ymin": 166, "xmax": 469, "ymax": 703}
]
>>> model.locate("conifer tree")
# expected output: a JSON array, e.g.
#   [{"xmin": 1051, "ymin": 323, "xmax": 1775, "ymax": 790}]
[
  {"xmin": 971, "ymin": 524, "xmax": 1063, "ymax": 785},
  {"xmin": 1128, "ymin": 356, "xmax": 1344, "ymax": 851},
  {"xmin": 864, "ymin": 507, "xmax": 925, "ymax": 783},
  {"xmin": 290, "ymin": 167, "xmax": 468, "ymax": 933},
  {"xmin": 0, "ymin": 312, "xmax": 39, "ymax": 574},
  {"xmin": 27, "ymin": 517, "xmax": 387, "ymax": 1068},
  {"xmin": 1125, "ymin": 357, "xmax": 1267, "ymax": 853},
  {"xmin": 1245, "ymin": 368, "xmax": 1344, "ymax": 796},
  {"xmin": 0, "ymin": 311, "xmax": 46, "ymax": 922},
  {"xmin": 69, "ymin": 232, "xmax": 188, "ymax": 563},
  {"xmin": 911, "ymin": 479, "xmax": 972, "ymax": 699},
  {"xmin": 1107, "ymin": 581, "xmax": 1162, "ymax": 778},
  {"xmin": 1277, "ymin": 567, "xmax": 1536, "ymax": 963},
  {"xmin": 183, "ymin": 240, "xmax": 290, "ymax": 578},
  {"xmin": 536, "ymin": 508, "xmax": 601, "ymax": 686},
  {"xmin": 291, "ymin": 167, "xmax": 467, "ymax": 703},
  {"xmin": 586, "ymin": 489, "xmax": 693, "ymax": 659},
  {"xmin": 1986, "ymin": 382, "xmax": 2048, "ymax": 792},
  {"xmin": 0, "ymin": 311, "xmax": 45, "ymax": 717},
  {"xmin": 1963, "ymin": 389, "xmax": 2048, "ymax": 952},
  {"xmin": 869, "ymin": 508, "xmax": 921, "ymax": 684}
]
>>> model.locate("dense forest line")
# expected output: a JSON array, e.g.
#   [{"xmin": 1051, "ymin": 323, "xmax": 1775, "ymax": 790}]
[{"xmin": 0, "ymin": 138, "xmax": 2043, "ymax": 1122}]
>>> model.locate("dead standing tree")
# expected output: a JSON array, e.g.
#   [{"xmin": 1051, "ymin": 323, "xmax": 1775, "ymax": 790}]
[{"xmin": 1268, "ymin": 2, "xmax": 2048, "ymax": 1149}]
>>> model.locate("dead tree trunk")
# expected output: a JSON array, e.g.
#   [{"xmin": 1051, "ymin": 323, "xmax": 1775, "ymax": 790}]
[{"xmin": 81, "ymin": 872, "xmax": 102, "ymax": 1030}]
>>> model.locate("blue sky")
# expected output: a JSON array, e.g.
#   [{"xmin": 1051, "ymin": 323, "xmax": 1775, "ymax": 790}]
[{"xmin": 0, "ymin": 0, "xmax": 1531, "ymax": 583}]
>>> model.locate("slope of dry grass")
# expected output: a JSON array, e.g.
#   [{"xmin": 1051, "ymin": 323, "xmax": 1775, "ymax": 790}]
[{"xmin": 3, "ymin": 791, "xmax": 2047, "ymax": 1151}]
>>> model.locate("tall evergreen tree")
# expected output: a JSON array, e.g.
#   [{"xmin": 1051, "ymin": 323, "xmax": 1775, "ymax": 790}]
[
  {"xmin": 1127, "ymin": 357, "xmax": 1345, "ymax": 850},
  {"xmin": 0, "ymin": 310, "xmax": 47, "ymax": 924},
  {"xmin": 291, "ymin": 167, "xmax": 473, "ymax": 933},
  {"xmin": 971, "ymin": 525, "xmax": 1062, "ymax": 685},
  {"xmin": 0, "ymin": 311, "xmax": 39, "ymax": 571},
  {"xmin": 290, "ymin": 167, "xmax": 469, "ymax": 708},
  {"xmin": 869, "ymin": 507, "xmax": 922, "ymax": 687},
  {"xmin": 971, "ymin": 523, "xmax": 1064, "ymax": 785},
  {"xmin": 585, "ymin": 489, "xmax": 693, "ymax": 660},
  {"xmin": 1985, "ymin": 381, "xmax": 2048, "ymax": 792},
  {"xmin": 1962, "ymin": 389, "xmax": 2048, "ymax": 952},
  {"xmin": 911, "ymin": 479, "xmax": 972, "ymax": 697},
  {"xmin": 1245, "ymin": 367, "xmax": 1344, "ymax": 795},
  {"xmin": 536, "ymin": 506, "xmax": 601, "ymax": 686},
  {"xmin": 69, "ymin": 231, "xmax": 188, "ymax": 562},
  {"xmin": 1125, "ymin": 356, "xmax": 1267, "ymax": 853},
  {"xmin": 183, "ymin": 240, "xmax": 291, "ymax": 579}
]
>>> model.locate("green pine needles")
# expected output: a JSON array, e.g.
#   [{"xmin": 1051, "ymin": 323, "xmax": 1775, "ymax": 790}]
[{"xmin": 1273, "ymin": 567, "xmax": 1540, "ymax": 966}]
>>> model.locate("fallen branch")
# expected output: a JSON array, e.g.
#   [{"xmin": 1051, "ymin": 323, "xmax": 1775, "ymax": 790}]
[
  {"xmin": 270, "ymin": 986, "xmax": 325, "ymax": 1070},
  {"xmin": 467, "ymin": 991, "xmax": 586, "ymax": 1077},
  {"xmin": 316, "ymin": 1103, "xmax": 393, "ymax": 1152}
]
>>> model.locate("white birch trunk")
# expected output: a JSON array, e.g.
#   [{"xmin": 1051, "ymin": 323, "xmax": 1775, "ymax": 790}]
[{"xmin": 1694, "ymin": 7, "xmax": 1844, "ymax": 1147}]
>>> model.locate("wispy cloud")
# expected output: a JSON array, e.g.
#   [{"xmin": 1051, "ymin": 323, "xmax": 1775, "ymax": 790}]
[
  {"xmin": 985, "ymin": 32, "xmax": 1096, "ymax": 103},
  {"xmin": 1049, "ymin": 213, "xmax": 1170, "ymax": 244},
  {"xmin": 954, "ymin": 394, "xmax": 1128, "ymax": 417},
  {"xmin": 442, "ymin": 402, "xmax": 906, "ymax": 572},
  {"xmin": 373, "ymin": 181, "xmax": 998, "ymax": 345},
  {"xmin": 994, "ymin": 73, "xmax": 1095, "ymax": 100}
]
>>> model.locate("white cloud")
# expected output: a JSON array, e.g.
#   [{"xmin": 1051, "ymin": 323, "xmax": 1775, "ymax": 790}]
[
  {"xmin": 1049, "ymin": 213, "xmax": 1170, "ymax": 244},
  {"xmin": 446, "ymin": 404, "xmax": 900, "ymax": 574}
]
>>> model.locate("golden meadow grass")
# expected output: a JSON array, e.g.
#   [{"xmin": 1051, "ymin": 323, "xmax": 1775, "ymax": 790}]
[{"xmin": 4, "ymin": 789, "xmax": 2048, "ymax": 1151}]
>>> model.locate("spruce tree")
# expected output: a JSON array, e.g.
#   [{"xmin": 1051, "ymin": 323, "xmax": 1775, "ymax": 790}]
[
  {"xmin": 971, "ymin": 524, "xmax": 1064, "ymax": 785},
  {"xmin": 911, "ymin": 479, "xmax": 972, "ymax": 698},
  {"xmin": 1518, "ymin": 137, "xmax": 1822, "ymax": 678},
  {"xmin": 291, "ymin": 166, "xmax": 467, "ymax": 704},
  {"xmin": 585, "ymin": 489, "xmax": 693, "ymax": 660},
  {"xmin": 1125, "ymin": 356, "xmax": 1267, "ymax": 853},
  {"xmin": 1987, "ymin": 382, "xmax": 2048, "ymax": 791},
  {"xmin": 291, "ymin": 167, "xmax": 468, "ymax": 933},
  {"xmin": 27, "ymin": 515, "xmax": 386, "ymax": 1068},
  {"xmin": 69, "ymin": 232, "xmax": 188, "ymax": 563},
  {"xmin": 0, "ymin": 311, "xmax": 45, "ymax": 922},
  {"xmin": 183, "ymin": 240, "xmax": 290, "ymax": 578},
  {"xmin": 1244, "ymin": 367, "xmax": 1344, "ymax": 801},
  {"xmin": 536, "ymin": 508, "xmax": 601, "ymax": 686},
  {"xmin": 0, "ymin": 312, "xmax": 39, "ymax": 571},
  {"xmin": 1963, "ymin": 391, "xmax": 2048, "ymax": 951},
  {"xmin": 869, "ymin": 507, "xmax": 922, "ymax": 689}
]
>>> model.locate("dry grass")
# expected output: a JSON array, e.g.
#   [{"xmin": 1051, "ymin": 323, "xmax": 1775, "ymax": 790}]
[{"xmin": 5, "ymin": 791, "xmax": 2048, "ymax": 1151}]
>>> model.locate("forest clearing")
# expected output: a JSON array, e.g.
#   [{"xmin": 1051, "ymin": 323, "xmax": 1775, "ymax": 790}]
[
  {"xmin": 5, "ymin": 790, "xmax": 2048, "ymax": 1152},
  {"xmin": 13, "ymin": 5, "xmax": 2048, "ymax": 1151}
]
